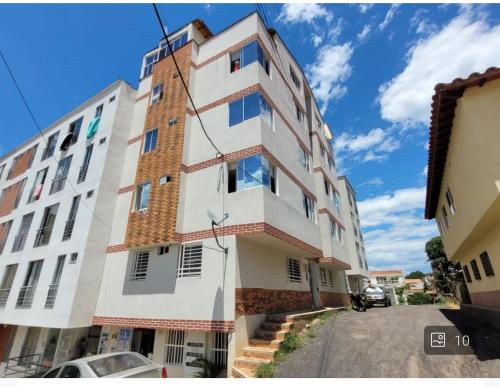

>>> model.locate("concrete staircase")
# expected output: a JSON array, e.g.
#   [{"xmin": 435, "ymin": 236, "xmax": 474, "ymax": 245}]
[{"xmin": 232, "ymin": 314, "xmax": 293, "ymax": 378}]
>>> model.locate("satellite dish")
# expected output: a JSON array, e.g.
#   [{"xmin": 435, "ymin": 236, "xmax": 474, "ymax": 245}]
[{"xmin": 207, "ymin": 210, "xmax": 219, "ymax": 224}]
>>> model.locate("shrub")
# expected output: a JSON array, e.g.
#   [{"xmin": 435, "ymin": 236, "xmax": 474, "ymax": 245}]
[
  {"xmin": 280, "ymin": 332, "xmax": 303, "ymax": 353},
  {"xmin": 434, "ymin": 295, "xmax": 447, "ymax": 304},
  {"xmin": 306, "ymin": 328, "xmax": 317, "ymax": 339},
  {"xmin": 255, "ymin": 362, "xmax": 275, "ymax": 378},
  {"xmin": 407, "ymin": 293, "xmax": 434, "ymax": 305},
  {"xmin": 273, "ymin": 349, "xmax": 287, "ymax": 364},
  {"xmin": 398, "ymin": 296, "xmax": 406, "ymax": 305}
]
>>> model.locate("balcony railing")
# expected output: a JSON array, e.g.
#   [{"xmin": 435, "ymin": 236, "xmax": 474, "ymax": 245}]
[
  {"xmin": 41, "ymin": 146, "xmax": 55, "ymax": 161},
  {"xmin": 44, "ymin": 284, "xmax": 59, "ymax": 308},
  {"xmin": 62, "ymin": 219, "xmax": 75, "ymax": 241},
  {"xmin": 77, "ymin": 165, "xmax": 89, "ymax": 183},
  {"xmin": 49, "ymin": 175, "xmax": 67, "ymax": 194},
  {"xmin": 12, "ymin": 233, "xmax": 28, "ymax": 252},
  {"xmin": 0, "ymin": 288, "xmax": 11, "ymax": 307},
  {"xmin": 16, "ymin": 285, "xmax": 36, "ymax": 308},
  {"xmin": 34, "ymin": 226, "xmax": 53, "ymax": 247}
]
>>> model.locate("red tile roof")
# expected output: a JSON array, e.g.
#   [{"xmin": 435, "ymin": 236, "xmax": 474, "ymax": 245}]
[
  {"xmin": 370, "ymin": 269, "xmax": 403, "ymax": 276},
  {"xmin": 425, "ymin": 67, "xmax": 500, "ymax": 219}
]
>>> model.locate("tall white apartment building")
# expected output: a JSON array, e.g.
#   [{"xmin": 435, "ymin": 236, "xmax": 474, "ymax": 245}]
[
  {"xmin": 0, "ymin": 80, "xmax": 137, "ymax": 375},
  {"xmin": 0, "ymin": 12, "xmax": 354, "ymax": 378},
  {"xmin": 338, "ymin": 176, "xmax": 370, "ymax": 291}
]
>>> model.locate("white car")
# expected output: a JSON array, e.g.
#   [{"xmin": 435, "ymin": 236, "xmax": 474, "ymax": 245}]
[{"xmin": 41, "ymin": 352, "xmax": 167, "ymax": 378}]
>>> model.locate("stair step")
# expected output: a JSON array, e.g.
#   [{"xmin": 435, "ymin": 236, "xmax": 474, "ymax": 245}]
[
  {"xmin": 249, "ymin": 338, "xmax": 282, "ymax": 349},
  {"xmin": 234, "ymin": 356, "xmax": 269, "ymax": 370},
  {"xmin": 265, "ymin": 314, "xmax": 287, "ymax": 323},
  {"xmin": 260, "ymin": 321, "xmax": 292, "ymax": 331},
  {"xmin": 243, "ymin": 346, "xmax": 276, "ymax": 360},
  {"xmin": 232, "ymin": 366, "xmax": 254, "ymax": 378},
  {"xmin": 255, "ymin": 329, "xmax": 286, "ymax": 340}
]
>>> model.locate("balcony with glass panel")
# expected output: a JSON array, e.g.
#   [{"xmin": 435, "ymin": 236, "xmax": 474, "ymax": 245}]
[
  {"xmin": 16, "ymin": 286, "xmax": 36, "ymax": 308},
  {"xmin": 44, "ymin": 284, "xmax": 59, "ymax": 308}
]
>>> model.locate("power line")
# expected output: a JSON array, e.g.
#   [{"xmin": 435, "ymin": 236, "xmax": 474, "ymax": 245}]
[
  {"xmin": 152, "ymin": 3, "xmax": 224, "ymax": 159},
  {"xmin": 0, "ymin": 48, "xmax": 111, "ymax": 229}
]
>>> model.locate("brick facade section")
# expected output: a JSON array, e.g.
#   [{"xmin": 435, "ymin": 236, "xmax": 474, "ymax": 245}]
[
  {"xmin": 125, "ymin": 42, "xmax": 193, "ymax": 248},
  {"xmin": 106, "ymin": 244, "xmax": 128, "ymax": 254},
  {"xmin": 470, "ymin": 290, "xmax": 500, "ymax": 307},
  {"xmin": 235, "ymin": 288, "xmax": 312, "ymax": 317},
  {"xmin": 118, "ymin": 185, "xmax": 134, "ymax": 195},
  {"xmin": 181, "ymin": 144, "xmax": 316, "ymax": 200},
  {"xmin": 318, "ymin": 208, "xmax": 345, "ymax": 230},
  {"xmin": 0, "ymin": 179, "xmax": 25, "ymax": 218},
  {"xmin": 127, "ymin": 134, "xmax": 143, "ymax": 145},
  {"xmin": 92, "ymin": 316, "xmax": 235, "ymax": 333},
  {"xmin": 319, "ymin": 291, "xmax": 350, "ymax": 308},
  {"xmin": 315, "ymin": 257, "xmax": 352, "ymax": 270},
  {"xmin": 7, "ymin": 145, "xmax": 37, "ymax": 181}
]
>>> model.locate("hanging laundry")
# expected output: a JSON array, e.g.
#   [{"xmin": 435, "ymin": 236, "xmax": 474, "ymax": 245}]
[{"xmin": 87, "ymin": 116, "xmax": 100, "ymax": 139}]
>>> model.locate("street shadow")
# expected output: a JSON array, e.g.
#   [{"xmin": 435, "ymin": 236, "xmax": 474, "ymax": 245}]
[{"xmin": 439, "ymin": 308, "xmax": 500, "ymax": 361}]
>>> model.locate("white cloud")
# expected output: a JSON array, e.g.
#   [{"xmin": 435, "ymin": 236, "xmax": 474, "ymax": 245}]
[
  {"xmin": 306, "ymin": 43, "xmax": 353, "ymax": 113},
  {"xmin": 378, "ymin": 4, "xmax": 401, "ymax": 31},
  {"xmin": 277, "ymin": 3, "xmax": 333, "ymax": 25},
  {"xmin": 379, "ymin": 8, "xmax": 500, "ymax": 127},
  {"xmin": 422, "ymin": 166, "xmax": 428, "ymax": 176},
  {"xmin": 359, "ymin": 177, "xmax": 384, "ymax": 187},
  {"xmin": 359, "ymin": 4, "xmax": 374, "ymax": 14},
  {"xmin": 311, "ymin": 33, "xmax": 323, "ymax": 47},
  {"xmin": 359, "ymin": 187, "xmax": 437, "ymax": 273},
  {"xmin": 357, "ymin": 24, "xmax": 372, "ymax": 43},
  {"xmin": 410, "ymin": 8, "xmax": 438, "ymax": 35},
  {"xmin": 334, "ymin": 127, "xmax": 400, "ymax": 163}
]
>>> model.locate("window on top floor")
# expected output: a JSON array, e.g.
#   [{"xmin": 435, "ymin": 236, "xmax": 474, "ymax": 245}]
[
  {"xmin": 68, "ymin": 117, "xmax": 83, "ymax": 147},
  {"xmin": 143, "ymin": 54, "xmax": 156, "ymax": 78},
  {"xmin": 289, "ymin": 65, "xmax": 301, "ymax": 90},
  {"xmin": 445, "ymin": 187, "xmax": 456, "ymax": 215},
  {"xmin": 42, "ymin": 132, "xmax": 59, "ymax": 161},
  {"xmin": 229, "ymin": 92, "xmax": 272, "ymax": 128},
  {"xmin": 230, "ymin": 40, "xmax": 270, "ymax": 75},
  {"xmin": 159, "ymin": 32, "xmax": 188, "ymax": 61},
  {"xmin": 228, "ymin": 154, "xmax": 276, "ymax": 194},
  {"xmin": 95, "ymin": 104, "xmax": 103, "ymax": 118}
]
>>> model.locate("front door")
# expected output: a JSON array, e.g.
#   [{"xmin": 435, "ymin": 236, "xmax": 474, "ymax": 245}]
[
  {"xmin": 42, "ymin": 328, "xmax": 60, "ymax": 368},
  {"xmin": 308, "ymin": 262, "xmax": 321, "ymax": 308},
  {"xmin": 19, "ymin": 327, "xmax": 41, "ymax": 365}
]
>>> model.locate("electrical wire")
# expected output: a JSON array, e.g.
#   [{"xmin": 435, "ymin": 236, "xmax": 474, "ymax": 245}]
[
  {"xmin": 152, "ymin": 3, "xmax": 224, "ymax": 159},
  {"xmin": 0, "ymin": 48, "xmax": 111, "ymax": 229}
]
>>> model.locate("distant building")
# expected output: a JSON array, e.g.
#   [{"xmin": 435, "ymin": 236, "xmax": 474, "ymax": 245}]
[
  {"xmin": 370, "ymin": 269, "xmax": 405, "ymax": 287},
  {"xmin": 425, "ymin": 67, "xmax": 500, "ymax": 328},
  {"xmin": 404, "ymin": 279, "xmax": 425, "ymax": 294}
]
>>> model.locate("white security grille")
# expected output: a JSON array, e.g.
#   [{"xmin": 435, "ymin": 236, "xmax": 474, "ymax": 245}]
[
  {"xmin": 328, "ymin": 269, "xmax": 334, "ymax": 287},
  {"xmin": 320, "ymin": 268, "xmax": 328, "ymax": 286},
  {"xmin": 287, "ymin": 258, "xmax": 302, "ymax": 283},
  {"xmin": 164, "ymin": 330, "xmax": 185, "ymax": 366},
  {"xmin": 210, "ymin": 332, "xmax": 229, "ymax": 369},
  {"xmin": 130, "ymin": 251, "xmax": 149, "ymax": 281},
  {"xmin": 177, "ymin": 244, "xmax": 203, "ymax": 278}
]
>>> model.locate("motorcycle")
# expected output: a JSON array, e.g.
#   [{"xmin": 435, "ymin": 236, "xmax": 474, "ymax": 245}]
[{"xmin": 349, "ymin": 291, "xmax": 367, "ymax": 312}]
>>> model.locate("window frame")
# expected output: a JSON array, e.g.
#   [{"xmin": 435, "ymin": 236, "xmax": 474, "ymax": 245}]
[
  {"xmin": 134, "ymin": 182, "xmax": 151, "ymax": 211},
  {"xmin": 130, "ymin": 251, "xmax": 150, "ymax": 281},
  {"xmin": 151, "ymin": 83, "xmax": 164, "ymax": 105},
  {"xmin": 470, "ymin": 259, "xmax": 481, "ymax": 280},
  {"xmin": 177, "ymin": 243, "xmax": 203, "ymax": 278},
  {"xmin": 480, "ymin": 251, "xmax": 495, "ymax": 277},
  {"xmin": 286, "ymin": 257, "xmax": 302, "ymax": 283},
  {"xmin": 143, "ymin": 128, "xmax": 158, "ymax": 154},
  {"xmin": 302, "ymin": 193, "xmax": 317, "ymax": 224},
  {"xmin": 445, "ymin": 187, "xmax": 456, "ymax": 215}
]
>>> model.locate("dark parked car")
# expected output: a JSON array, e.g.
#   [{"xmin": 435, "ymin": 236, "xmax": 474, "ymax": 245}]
[{"xmin": 362, "ymin": 285, "xmax": 392, "ymax": 307}]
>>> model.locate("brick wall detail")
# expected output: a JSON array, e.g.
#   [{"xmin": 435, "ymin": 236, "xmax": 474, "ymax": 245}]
[
  {"xmin": 315, "ymin": 257, "xmax": 352, "ymax": 270},
  {"xmin": 125, "ymin": 42, "xmax": 193, "ymax": 248},
  {"xmin": 7, "ymin": 145, "xmax": 37, "ymax": 181},
  {"xmin": 0, "ymin": 179, "xmax": 25, "ymax": 218},
  {"xmin": 318, "ymin": 208, "xmax": 345, "ymax": 230},
  {"xmin": 106, "ymin": 244, "xmax": 128, "ymax": 254},
  {"xmin": 118, "ymin": 185, "xmax": 134, "ymax": 195},
  {"xmin": 92, "ymin": 316, "xmax": 235, "ymax": 333},
  {"xmin": 319, "ymin": 291, "xmax": 350, "ymax": 308},
  {"xmin": 470, "ymin": 290, "xmax": 500, "ymax": 307},
  {"xmin": 235, "ymin": 288, "xmax": 312, "ymax": 317},
  {"xmin": 127, "ymin": 134, "xmax": 144, "ymax": 145}
]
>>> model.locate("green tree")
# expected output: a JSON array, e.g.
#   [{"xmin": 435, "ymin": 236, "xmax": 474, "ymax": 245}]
[
  {"xmin": 425, "ymin": 236, "xmax": 461, "ymax": 299},
  {"xmin": 405, "ymin": 271, "xmax": 426, "ymax": 279}
]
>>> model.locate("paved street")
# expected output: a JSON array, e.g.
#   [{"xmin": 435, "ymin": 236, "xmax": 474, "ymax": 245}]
[{"xmin": 276, "ymin": 305, "xmax": 500, "ymax": 377}]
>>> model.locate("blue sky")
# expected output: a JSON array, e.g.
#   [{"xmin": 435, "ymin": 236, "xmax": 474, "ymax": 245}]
[{"xmin": 1, "ymin": 3, "xmax": 500, "ymax": 274}]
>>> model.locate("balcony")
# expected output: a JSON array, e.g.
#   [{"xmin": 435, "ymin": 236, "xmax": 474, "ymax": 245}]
[
  {"xmin": 34, "ymin": 226, "xmax": 53, "ymax": 247},
  {"xmin": 11, "ymin": 233, "xmax": 28, "ymax": 252},
  {"xmin": 44, "ymin": 284, "xmax": 59, "ymax": 308},
  {"xmin": 49, "ymin": 175, "xmax": 67, "ymax": 194},
  {"xmin": 62, "ymin": 219, "xmax": 75, "ymax": 241},
  {"xmin": 16, "ymin": 286, "xmax": 36, "ymax": 308},
  {"xmin": 0, "ymin": 288, "xmax": 11, "ymax": 307},
  {"xmin": 77, "ymin": 165, "xmax": 89, "ymax": 184}
]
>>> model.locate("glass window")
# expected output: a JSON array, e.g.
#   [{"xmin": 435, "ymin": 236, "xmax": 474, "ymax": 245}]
[
  {"xmin": 303, "ymin": 193, "xmax": 316, "ymax": 223},
  {"xmin": 299, "ymin": 146, "xmax": 310, "ymax": 172},
  {"xmin": 290, "ymin": 65, "xmax": 301, "ymax": 89},
  {"xmin": 95, "ymin": 104, "xmax": 103, "ymax": 118},
  {"xmin": 480, "ymin": 251, "xmax": 495, "ymax": 277},
  {"xmin": 130, "ymin": 251, "xmax": 149, "ymax": 281},
  {"xmin": 144, "ymin": 129, "xmax": 158, "ymax": 153},
  {"xmin": 151, "ymin": 84, "xmax": 164, "ymax": 104},
  {"xmin": 446, "ymin": 188, "xmax": 456, "ymax": 214},
  {"xmin": 135, "ymin": 182, "xmax": 151, "ymax": 210},
  {"xmin": 177, "ymin": 244, "xmax": 203, "ymax": 278},
  {"xmin": 441, "ymin": 206, "xmax": 449, "ymax": 228},
  {"xmin": 69, "ymin": 117, "xmax": 83, "ymax": 146},
  {"xmin": 287, "ymin": 258, "xmax": 302, "ymax": 282},
  {"xmin": 229, "ymin": 92, "xmax": 272, "ymax": 128},
  {"xmin": 230, "ymin": 41, "xmax": 269, "ymax": 75},
  {"xmin": 470, "ymin": 259, "xmax": 481, "ymax": 280},
  {"xmin": 143, "ymin": 54, "xmax": 156, "ymax": 78}
]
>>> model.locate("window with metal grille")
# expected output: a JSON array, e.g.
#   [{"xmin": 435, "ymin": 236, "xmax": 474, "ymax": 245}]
[
  {"xmin": 164, "ymin": 330, "xmax": 185, "ymax": 366},
  {"xmin": 177, "ymin": 244, "xmax": 203, "ymax": 278},
  {"xmin": 470, "ymin": 259, "xmax": 481, "ymax": 280},
  {"xmin": 130, "ymin": 251, "xmax": 149, "ymax": 281},
  {"xmin": 463, "ymin": 265, "xmax": 472, "ymax": 283},
  {"xmin": 328, "ymin": 269, "xmax": 334, "ymax": 287},
  {"xmin": 287, "ymin": 258, "xmax": 302, "ymax": 283},
  {"xmin": 480, "ymin": 251, "xmax": 495, "ymax": 277},
  {"xmin": 210, "ymin": 332, "xmax": 229, "ymax": 370},
  {"xmin": 320, "ymin": 268, "xmax": 327, "ymax": 286}
]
